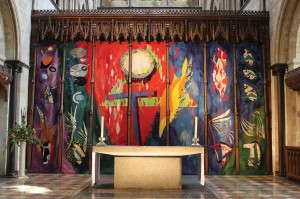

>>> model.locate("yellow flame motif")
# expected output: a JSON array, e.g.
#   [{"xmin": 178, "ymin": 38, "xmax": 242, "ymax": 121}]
[{"xmin": 159, "ymin": 58, "xmax": 188, "ymax": 137}]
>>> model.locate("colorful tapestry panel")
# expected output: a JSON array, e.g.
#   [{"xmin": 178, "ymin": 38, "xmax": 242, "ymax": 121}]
[
  {"xmin": 236, "ymin": 43, "xmax": 266, "ymax": 174},
  {"xmin": 94, "ymin": 42, "xmax": 129, "ymax": 145},
  {"xmin": 31, "ymin": 41, "xmax": 268, "ymax": 175},
  {"xmin": 63, "ymin": 42, "xmax": 92, "ymax": 173},
  {"xmin": 168, "ymin": 42, "xmax": 204, "ymax": 174},
  {"xmin": 131, "ymin": 42, "xmax": 167, "ymax": 146},
  {"xmin": 207, "ymin": 42, "xmax": 235, "ymax": 175},
  {"xmin": 31, "ymin": 43, "xmax": 61, "ymax": 172}
]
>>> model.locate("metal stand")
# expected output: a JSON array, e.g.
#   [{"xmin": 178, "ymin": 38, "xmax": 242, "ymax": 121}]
[
  {"xmin": 96, "ymin": 137, "xmax": 107, "ymax": 146},
  {"xmin": 192, "ymin": 138, "xmax": 200, "ymax": 146}
]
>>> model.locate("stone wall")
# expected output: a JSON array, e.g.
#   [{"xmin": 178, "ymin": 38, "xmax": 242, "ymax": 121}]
[
  {"xmin": 12, "ymin": 0, "xmax": 31, "ymax": 127},
  {"xmin": 0, "ymin": 87, "xmax": 8, "ymax": 175},
  {"xmin": 0, "ymin": 12, "xmax": 5, "ymax": 66},
  {"xmin": 268, "ymin": 0, "xmax": 300, "ymax": 174},
  {"xmin": 0, "ymin": 0, "xmax": 15, "ymax": 175},
  {"xmin": 267, "ymin": 0, "xmax": 284, "ymax": 176},
  {"xmin": 285, "ymin": 0, "xmax": 300, "ymax": 147},
  {"xmin": 243, "ymin": 0, "xmax": 264, "ymax": 11}
]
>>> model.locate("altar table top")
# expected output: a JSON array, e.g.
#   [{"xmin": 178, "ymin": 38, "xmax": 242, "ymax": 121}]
[{"xmin": 92, "ymin": 146, "xmax": 204, "ymax": 157}]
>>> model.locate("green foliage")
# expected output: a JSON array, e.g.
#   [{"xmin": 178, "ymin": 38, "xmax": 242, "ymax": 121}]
[{"xmin": 8, "ymin": 109, "xmax": 40, "ymax": 146}]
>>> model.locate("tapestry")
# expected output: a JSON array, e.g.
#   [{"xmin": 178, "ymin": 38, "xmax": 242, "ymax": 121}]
[
  {"xmin": 207, "ymin": 42, "xmax": 235, "ymax": 175},
  {"xmin": 63, "ymin": 42, "xmax": 93, "ymax": 173},
  {"xmin": 131, "ymin": 42, "xmax": 166, "ymax": 146},
  {"xmin": 31, "ymin": 41, "xmax": 267, "ymax": 175},
  {"xmin": 168, "ymin": 42, "xmax": 204, "ymax": 174},
  {"xmin": 236, "ymin": 43, "xmax": 266, "ymax": 174},
  {"xmin": 94, "ymin": 42, "xmax": 129, "ymax": 146},
  {"xmin": 31, "ymin": 43, "xmax": 61, "ymax": 172}
]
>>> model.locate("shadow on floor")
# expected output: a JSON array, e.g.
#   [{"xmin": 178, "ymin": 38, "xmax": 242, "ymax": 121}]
[{"xmin": 71, "ymin": 175, "xmax": 218, "ymax": 199}]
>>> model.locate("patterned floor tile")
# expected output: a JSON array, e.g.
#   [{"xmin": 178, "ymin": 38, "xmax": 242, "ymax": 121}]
[{"xmin": 0, "ymin": 174, "xmax": 299, "ymax": 198}]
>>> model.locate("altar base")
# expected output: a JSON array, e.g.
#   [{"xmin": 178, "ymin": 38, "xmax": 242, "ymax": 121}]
[{"xmin": 115, "ymin": 157, "xmax": 182, "ymax": 189}]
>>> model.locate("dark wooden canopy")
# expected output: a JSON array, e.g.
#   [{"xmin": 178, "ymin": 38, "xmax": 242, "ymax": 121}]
[{"xmin": 31, "ymin": 8, "xmax": 269, "ymax": 43}]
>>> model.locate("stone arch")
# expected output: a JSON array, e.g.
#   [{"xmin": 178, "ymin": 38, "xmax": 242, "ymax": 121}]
[
  {"xmin": 269, "ymin": 0, "xmax": 296, "ymax": 174},
  {"xmin": 0, "ymin": 0, "xmax": 19, "ymax": 175},
  {"xmin": 271, "ymin": 0, "xmax": 300, "ymax": 174},
  {"xmin": 285, "ymin": 0, "xmax": 300, "ymax": 148},
  {"xmin": 274, "ymin": 0, "xmax": 298, "ymax": 64},
  {"xmin": 287, "ymin": 0, "xmax": 300, "ymax": 70},
  {"xmin": 0, "ymin": 1, "xmax": 18, "ymax": 61},
  {"xmin": 294, "ymin": 26, "xmax": 300, "ymax": 62},
  {"xmin": 287, "ymin": 1, "xmax": 300, "ymax": 69}
]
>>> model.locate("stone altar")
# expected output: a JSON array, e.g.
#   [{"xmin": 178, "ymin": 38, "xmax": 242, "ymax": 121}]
[{"xmin": 92, "ymin": 146, "xmax": 204, "ymax": 189}]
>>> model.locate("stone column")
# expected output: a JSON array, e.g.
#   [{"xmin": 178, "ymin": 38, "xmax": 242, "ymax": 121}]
[
  {"xmin": 271, "ymin": 63, "xmax": 287, "ymax": 177},
  {"xmin": 5, "ymin": 60, "xmax": 30, "ymax": 176},
  {"xmin": 6, "ymin": 66, "xmax": 19, "ymax": 176}
]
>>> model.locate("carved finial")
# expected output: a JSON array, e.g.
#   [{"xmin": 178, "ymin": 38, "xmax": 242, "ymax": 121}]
[{"xmin": 147, "ymin": 20, "xmax": 151, "ymax": 42}]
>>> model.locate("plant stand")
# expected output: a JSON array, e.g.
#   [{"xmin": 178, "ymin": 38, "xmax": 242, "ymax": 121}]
[{"xmin": 17, "ymin": 141, "xmax": 28, "ymax": 179}]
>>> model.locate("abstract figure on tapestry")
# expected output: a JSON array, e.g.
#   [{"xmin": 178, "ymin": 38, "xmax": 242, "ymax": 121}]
[
  {"xmin": 94, "ymin": 42, "xmax": 166, "ymax": 146},
  {"xmin": 159, "ymin": 58, "xmax": 193, "ymax": 138},
  {"xmin": 31, "ymin": 43, "xmax": 61, "ymax": 172},
  {"xmin": 243, "ymin": 69, "xmax": 257, "ymax": 80},
  {"xmin": 120, "ymin": 47, "xmax": 160, "ymax": 145},
  {"xmin": 121, "ymin": 48, "xmax": 156, "ymax": 80},
  {"xmin": 207, "ymin": 42, "xmax": 235, "ymax": 175},
  {"xmin": 69, "ymin": 48, "xmax": 89, "ymax": 86},
  {"xmin": 36, "ymin": 106, "xmax": 57, "ymax": 164},
  {"xmin": 241, "ymin": 111, "xmax": 265, "ymax": 140},
  {"xmin": 241, "ymin": 83, "xmax": 258, "ymax": 102},
  {"xmin": 66, "ymin": 105, "xmax": 87, "ymax": 165},
  {"xmin": 241, "ymin": 49, "xmax": 254, "ymax": 66},
  {"xmin": 63, "ymin": 42, "xmax": 92, "ymax": 173},
  {"xmin": 243, "ymin": 142, "xmax": 262, "ymax": 167},
  {"xmin": 167, "ymin": 42, "xmax": 204, "ymax": 174},
  {"xmin": 241, "ymin": 111, "xmax": 264, "ymax": 168},
  {"xmin": 237, "ymin": 43, "xmax": 266, "ymax": 174},
  {"xmin": 212, "ymin": 47, "xmax": 228, "ymax": 101},
  {"xmin": 94, "ymin": 42, "xmax": 130, "ymax": 146},
  {"xmin": 66, "ymin": 54, "xmax": 89, "ymax": 163},
  {"xmin": 209, "ymin": 109, "xmax": 234, "ymax": 166}
]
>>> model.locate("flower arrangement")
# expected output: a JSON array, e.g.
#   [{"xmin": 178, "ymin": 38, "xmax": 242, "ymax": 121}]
[{"xmin": 8, "ymin": 109, "xmax": 40, "ymax": 146}]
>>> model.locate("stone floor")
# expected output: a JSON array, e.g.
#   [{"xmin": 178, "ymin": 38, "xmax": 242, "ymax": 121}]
[
  {"xmin": 207, "ymin": 175, "xmax": 300, "ymax": 199},
  {"xmin": 0, "ymin": 174, "xmax": 299, "ymax": 198}
]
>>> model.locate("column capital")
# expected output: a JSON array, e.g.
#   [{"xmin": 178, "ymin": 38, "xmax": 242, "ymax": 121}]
[
  {"xmin": 270, "ymin": 63, "xmax": 288, "ymax": 76},
  {"xmin": 5, "ymin": 60, "xmax": 30, "ymax": 73}
]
